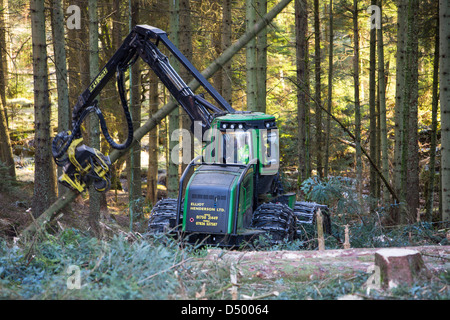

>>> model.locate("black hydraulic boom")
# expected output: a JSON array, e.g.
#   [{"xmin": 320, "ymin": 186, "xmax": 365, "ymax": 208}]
[{"xmin": 52, "ymin": 25, "xmax": 235, "ymax": 193}]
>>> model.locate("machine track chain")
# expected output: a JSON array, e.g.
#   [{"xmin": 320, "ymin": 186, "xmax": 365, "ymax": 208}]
[
  {"xmin": 147, "ymin": 198, "xmax": 178, "ymax": 234},
  {"xmin": 294, "ymin": 201, "xmax": 332, "ymax": 235},
  {"xmin": 250, "ymin": 202, "xmax": 297, "ymax": 244}
]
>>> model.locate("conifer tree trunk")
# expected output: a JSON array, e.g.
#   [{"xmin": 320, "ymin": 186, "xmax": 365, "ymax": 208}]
[
  {"xmin": 31, "ymin": 0, "xmax": 56, "ymax": 217},
  {"xmin": 295, "ymin": 0, "xmax": 310, "ymax": 183},
  {"xmin": 404, "ymin": 0, "xmax": 419, "ymax": 223},
  {"xmin": 369, "ymin": 0, "xmax": 377, "ymax": 206},
  {"xmin": 128, "ymin": 0, "xmax": 142, "ymax": 220},
  {"xmin": 426, "ymin": 13, "xmax": 439, "ymax": 221},
  {"xmin": 314, "ymin": 0, "xmax": 323, "ymax": 179},
  {"xmin": 51, "ymin": 0, "xmax": 69, "ymax": 197},
  {"xmin": 352, "ymin": 0, "xmax": 362, "ymax": 205},
  {"xmin": 221, "ymin": 0, "xmax": 232, "ymax": 105},
  {"xmin": 88, "ymin": 0, "xmax": 103, "ymax": 235},
  {"xmin": 167, "ymin": 0, "xmax": 180, "ymax": 198},
  {"xmin": 440, "ymin": 0, "xmax": 450, "ymax": 222},
  {"xmin": 393, "ymin": 0, "xmax": 406, "ymax": 217},
  {"xmin": 377, "ymin": 0, "xmax": 389, "ymax": 206},
  {"xmin": 246, "ymin": 0, "xmax": 258, "ymax": 111},
  {"xmin": 256, "ymin": 0, "xmax": 267, "ymax": 112},
  {"xmin": 324, "ymin": 0, "xmax": 333, "ymax": 179}
]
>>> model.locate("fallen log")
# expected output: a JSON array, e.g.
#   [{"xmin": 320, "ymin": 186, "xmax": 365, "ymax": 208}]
[{"xmin": 20, "ymin": 0, "xmax": 294, "ymax": 240}]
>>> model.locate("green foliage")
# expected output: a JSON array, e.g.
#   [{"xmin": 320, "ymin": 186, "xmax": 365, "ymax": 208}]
[{"xmin": 0, "ymin": 229, "xmax": 187, "ymax": 299}]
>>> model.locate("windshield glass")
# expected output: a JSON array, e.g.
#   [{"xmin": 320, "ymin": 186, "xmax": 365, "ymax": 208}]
[{"xmin": 221, "ymin": 130, "xmax": 253, "ymax": 164}]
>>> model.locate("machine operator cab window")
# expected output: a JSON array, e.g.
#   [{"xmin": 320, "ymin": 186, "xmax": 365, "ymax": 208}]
[
  {"xmin": 207, "ymin": 122, "xmax": 279, "ymax": 175},
  {"xmin": 221, "ymin": 130, "xmax": 253, "ymax": 165}
]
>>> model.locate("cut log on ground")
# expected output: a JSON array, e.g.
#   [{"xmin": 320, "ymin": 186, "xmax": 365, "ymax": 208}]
[
  {"xmin": 374, "ymin": 248, "xmax": 431, "ymax": 289},
  {"xmin": 203, "ymin": 246, "xmax": 448, "ymax": 283}
]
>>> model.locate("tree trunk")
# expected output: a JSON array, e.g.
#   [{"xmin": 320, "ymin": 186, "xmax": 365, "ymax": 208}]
[
  {"xmin": 256, "ymin": 0, "xmax": 267, "ymax": 113},
  {"xmin": 21, "ymin": 0, "xmax": 295, "ymax": 237},
  {"xmin": 353, "ymin": 0, "xmax": 363, "ymax": 205},
  {"xmin": 314, "ymin": 0, "xmax": 322, "ymax": 179},
  {"xmin": 88, "ymin": 0, "xmax": 102, "ymax": 235},
  {"xmin": 51, "ymin": 0, "xmax": 70, "ymax": 197},
  {"xmin": 128, "ymin": 0, "xmax": 143, "ymax": 224},
  {"xmin": 440, "ymin": 0, "xmax": 450, "ymax": 222},
  {"xmin": 377, "ymin": 0, "xmax": 389, "ymax": 206},
  {"xmin": 295, "ymin": 0, "xmax": 310, "ymax": 184},
  {"xmin": 324, "ymin": 0, "xmax": 333, "ymax": 179},
  {"xmin": 31, "ymin": 0, "xmax": 56, "ymax": 218},
  {"xmin": 369, "ymin": 0, "xmax": 377, "ymax": 208},
  {"xmin": 393, "ymin": 0, "xmax": 407, "ymax": 221},
  {"xmin": 405, "ymin": 0, "xmax": 419, "ymax": 223},
  {"xmin": 167, "ymin": 0, "xmax": 180, "ymax": 198},
  {"xmin": 146, "ymin": 70, "xmax": 159, "ymax": 205},
  {"xmin": 221, "ymin": 0, "xmax": 232, "ymax": 105},
  {"xmin": 246, "ymin": 0, "xmax": 258, "ymax": 111},
  {"xmin": 179, "ymin": 0, "xmax": 193, "ymax": 174},
  {"xmin": 426, "ymin": 12, "xmax": 439, "ymax": 221}
]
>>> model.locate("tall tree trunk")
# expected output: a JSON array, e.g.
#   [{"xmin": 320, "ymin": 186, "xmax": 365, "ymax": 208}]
[
  {"xmin": 324, "ymin": 0, "xmax": 333, "ymax": 179},
  {"xmin": 0, "ymin": 0, "xmax": 14, "ymax": 180},
  {"xmin": 352, "ymin": 0, "xmax": 363, "ymax": 205},
  {"xmin": 377, "ymin": 0, "xmax": 389, "ymax": 206},
  {"xmin": 221, "ymin": 0, "xmax": 232, "ymax": 105},
  {"xmin": 51, "ymin": 0, "xmax": 69, "ymax": 197},
  {"xmin": 246, "ymin": 0, "xmax": 258, "ymax": 111},
  {"xmin": 256, "ymin": 0, "xmax": 267, "ymax": 112},
  {"xmin": 146, "ymin": 70, "xmax": 159, "ymax": 205},
  {"xmin": 179, "ymin": 0, "xmax": 193, "ymax": 174},
  {"xmin": 405, "ymin": 0, "xmax": 419, "ymax": 223},
  {"xmin": 295, "ymin": 0, "xmax": 311, "ymax": 184},
  {"xmin": 88, "ymin": 0, "xmax": 103, "ymax": 235},
  {"xmin": 31, "ymin": 0, "xmax": 56, "ymax": 217},
  {"xmin": 369, "ymin": 0, "xmax": 377, "ymax": 207},
  {"xmin": 426, "ymin": 12, "xmax": 439, "ymax": 221},
  {"xmin": 393, "ymin": 0, "xmax": 407, "ymax": 221},
  {"xmin": 128, "ymin": 0, "xmax": 142, "ymax": 220},
  {"xmin": 167, "ymin": 0, "xmax": 180, "ymax": 198},
  {"xmin": 440, "ymin": 0, "xmax": 450, "ymax": 222},
  {"xmin": 314, "ymin": 0, "xmax": 322, "ymax": 179}
]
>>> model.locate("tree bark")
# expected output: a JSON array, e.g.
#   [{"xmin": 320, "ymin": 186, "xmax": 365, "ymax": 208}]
[
  {"xmin": 51, "ymin": 0, "xmax": 69, "ymax": 197},
  {"xmin": 246, "ymin": 0, "xmax": 258, "ymax": 111},
  {"xmin": 369, "ymin": 0, "xmax": 377, "ymax": 207},
  {"xmin": 426, "ymin": 12, "xmax": 439, "ymax": 221},
  {"xmin": 324, "ymin": 0, "xmax": 333, "ymax": 179},
  {"xmin": 314, "ymin": 0, "xmax": 322, "ymax": 179},
  {"xmin": 256, "ymin": 0, "xmax": 267, "ymax": 113},
  {"xmin": 393, "ymin": 0, "xmax": 407, "ymax": 219},
  {"xmin": 440, "ymin": 0, "xmax": 450, "ymax": 222},
  {"xmin": 295, "ymin": 0, "xmax": 310, "ymax": 184},
  {"xmin": 352, "ymin": 0, "xmax": 363, "ymax": 205},
  {"xmin": 377, "ymin": 0, "xmax": 389, "ymax": 206},
  {"xmin": 167, "ymin": 0, "xmax": 180, "ymax": 198},
  {"xmin": 221, "ymin": 0, "xmax": 232, "ymax": 105},
  {"xmin": 31, "ymin": 0, "xmax": 56, "ymax": 218}
]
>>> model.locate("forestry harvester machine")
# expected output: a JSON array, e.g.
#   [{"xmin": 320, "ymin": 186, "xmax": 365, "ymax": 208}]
[{"xmin": 52, "ymin": 25, "xmax": 331, "ymax": 246}]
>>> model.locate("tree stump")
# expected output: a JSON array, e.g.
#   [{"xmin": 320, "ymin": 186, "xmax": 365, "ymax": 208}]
[{"xmin": 374, "ymin": 249, "xmax": 430, "ymax": 289}]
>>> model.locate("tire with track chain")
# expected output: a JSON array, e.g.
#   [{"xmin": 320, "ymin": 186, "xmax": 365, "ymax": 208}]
[
  {"xmin": 250, "ymin": 202, "xmax": 297, "ymax": 245},
  {"xmin": 147, "ymin": 198, "xmax": 178, "ymax": 234},
  {"xmin": 294, "ymin": 201, "xmax": 332, "ymax": 237}
]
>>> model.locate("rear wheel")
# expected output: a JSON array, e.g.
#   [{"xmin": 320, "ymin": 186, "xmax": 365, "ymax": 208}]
[
  {"xmin": 250, "ymin": 202, "xmax": 297, "ymax": 245},
  {"xmin": 147, "ymin": 198, "xmax": 178, "ymax": 234}
]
